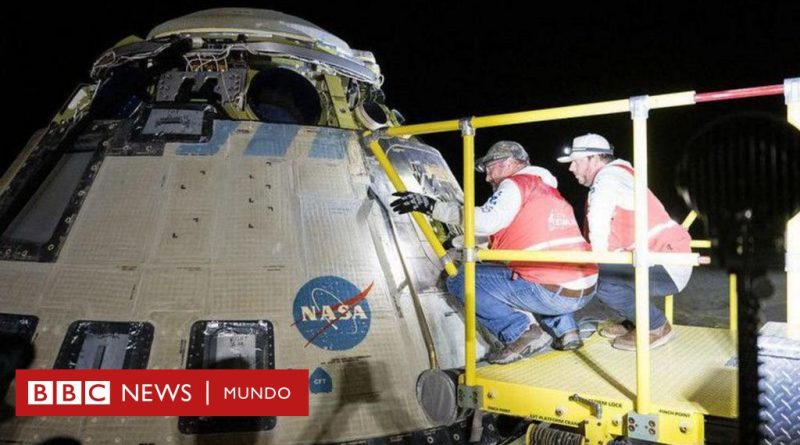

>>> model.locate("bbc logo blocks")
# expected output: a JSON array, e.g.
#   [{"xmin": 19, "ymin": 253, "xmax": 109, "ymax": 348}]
[{"xmin": 27, "ymin": 381, "xmax": 111, "ymax": 405}]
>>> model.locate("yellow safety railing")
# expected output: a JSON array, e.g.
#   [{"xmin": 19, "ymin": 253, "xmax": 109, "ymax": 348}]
[
  {"xmin": 367, "ymin": 79, "xmax": 800, "ymax": 422},
  {"xmin": 461, "ymin": 119, "xmax": 478, "ymax": 382},
  {"xmin": 381, "ymin": 93, "xmax": 694, "ymax": 137}
]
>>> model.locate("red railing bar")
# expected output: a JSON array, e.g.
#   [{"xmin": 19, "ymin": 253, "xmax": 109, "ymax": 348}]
[{"xmin": 695, "ymin": 84, "xmax": 785, "ymax": 103}]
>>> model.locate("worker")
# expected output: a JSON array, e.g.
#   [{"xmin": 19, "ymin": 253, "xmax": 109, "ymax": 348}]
[
  {"xmin": 391, "ymin": 141, "xmax": 598, "ymax": 364},
  {"xmin": 557, "ymin": 133, "xmax": 692, "ymax": 350}
]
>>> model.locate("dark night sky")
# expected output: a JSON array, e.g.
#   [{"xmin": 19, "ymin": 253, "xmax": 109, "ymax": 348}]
[{"xmin": 2, "ymin": 1, "xmax": 798, "ymax": 217}]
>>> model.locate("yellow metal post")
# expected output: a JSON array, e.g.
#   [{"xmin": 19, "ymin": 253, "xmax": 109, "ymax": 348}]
[
  {"xmin": 729, "ymin": 274, "xmax": 738, "ymax": 332},
  {"xmin": 631, "ymin": 96, "xmax": 652, "ymax": 415},
  {"xmin": 787, "ymin": 212, "xmax": 800, "ymax": 340},
  {"xmin": 784, "ymin": 81, "xmax": 799, "ymax": 339},
  {"xmin": 461, "ymin": 118, "xmax": 477, "ymax": 385},
  {"xmin": 366, "ymin": 137, "xmax": 458, "ymax": 276},
  {"xmin": 690, "ymin": 240, "xmax": 712, "ymax": 248},
  {"xmin": 664, "ymin": 295, "xmax": 674, "ymax": 325},
  {"xmin": 681, "ymin": 210, "xmax": 699, "ymax": 228},
  {"xmin": 324, "ymin": 74, "xmax": 359, "ymax": 130},
  {"xmin": 786, "ymin": 78, "xmax": 800, "ymax": 131}
]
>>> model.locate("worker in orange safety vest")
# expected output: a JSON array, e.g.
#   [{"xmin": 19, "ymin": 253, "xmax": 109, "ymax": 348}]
[
  {"xmin": 557, "ymin": 133, "xmax": 692, "ymax": 350},
  {"xmin": 391, "ymin": 141, "xmax": 598, "ymax": 363}
]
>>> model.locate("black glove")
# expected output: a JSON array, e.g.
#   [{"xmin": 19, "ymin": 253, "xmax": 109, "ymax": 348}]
[{"xmin": 390, "ymin": 192, "xmax": 436, "ymax": 215}]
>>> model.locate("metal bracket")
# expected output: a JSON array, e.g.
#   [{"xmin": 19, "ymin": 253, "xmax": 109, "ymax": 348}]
[
  {"xmin": 457, "ymin": 384, "xmax": 483, "ymax": 410},
  {"xmin": 629, "ymin": 95, "xmax": 650, "ymax": 120},
  {"xmin": 155, "ymin": 69, "xmax": 247, "ymax": 104},
  {"xmin": 464, "ymin": 248, "xmax": 478, "ymax": 263},
  {"xmin": 459, "ymin": 118, "xmax": 475, "ymax": 136},
  {"xmin": 582, "ymin": 416, "xmax": 613, "ymax": 445},
  {"xmin": 632, "ymin": 249, "xmax": 650, "ymax": 269},
  {"xmin": 786, "ymin": 253, "xmax": 800, "ymax": 272},
  {"xmin": 440, "ymin": 253, "xmax": 455, "ymax": 270},
  {"xmin": 569, "ymin": 393, "xmax": 602, "ymax": 420},
  {"xmin": 363, "ymin": 129, "xmax": 388, "ymax": 144},
  {"xmin": 785, "ymin": 78, "xmax": 800, "ymax": 104},
  {"xmin": 626, "ymin": 411, "xmax": 658, "ymax": 441}
]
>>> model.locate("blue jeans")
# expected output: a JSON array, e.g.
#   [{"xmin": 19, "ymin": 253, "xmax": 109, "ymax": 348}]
[
  {"xmin": 446, "ymin": 264, "xmax": 594, "ymax": 343},
  {"xmin": 596, "ymin": 264, "xmax": 679, "ymax": 330}
]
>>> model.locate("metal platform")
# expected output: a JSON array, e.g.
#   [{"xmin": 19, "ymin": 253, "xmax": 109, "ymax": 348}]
[{"xmin": 468, "ymin": 325, "xmax": 738, "ymax": 444}]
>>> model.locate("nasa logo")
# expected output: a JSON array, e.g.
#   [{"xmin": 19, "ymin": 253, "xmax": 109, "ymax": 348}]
[{"xmin": 292, "ymin": 276, "xmax": 373, "ymax": 351}]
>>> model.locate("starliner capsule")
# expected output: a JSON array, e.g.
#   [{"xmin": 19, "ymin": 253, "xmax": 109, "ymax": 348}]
[{"xmin": 0, "ymin": 8, "xmax": 488, "ymax": 444}]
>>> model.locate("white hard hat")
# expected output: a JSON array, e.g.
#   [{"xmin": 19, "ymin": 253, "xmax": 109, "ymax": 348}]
[{"xmin": 557, "ymin": 133, "xmax": 614, "ymax": 163}]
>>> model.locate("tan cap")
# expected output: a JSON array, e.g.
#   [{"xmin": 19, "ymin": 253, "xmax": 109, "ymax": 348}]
[{"xmin": 475, "ymin": 141, "xmax": 530, "ymax": 173}]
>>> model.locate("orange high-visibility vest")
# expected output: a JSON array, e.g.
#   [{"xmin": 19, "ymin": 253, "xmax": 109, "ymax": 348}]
[
  {"xmin": 601, "ymin": 164, "xmax": 691, "ymax": 253},
  {"xmin": 490, "ymin": 175, "xmax": 597, "ymax": 286}
]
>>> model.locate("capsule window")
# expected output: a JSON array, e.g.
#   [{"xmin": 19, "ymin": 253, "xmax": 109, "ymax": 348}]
[
  {"xmin": 0, "ymin": 313, "xmax": 38, "ymax": 399},
  {"xmin": 179, "ymin": 320, "xmax": 275, "ymax": 434},
  {"xmin": 53, "ymin": 321, "xmax": 154, "ymax": 369},
  {"xmin": 247, "ymin": 68, "xmax": 321, "ymax": 125},
  {"xmin": 2, "ymin": 152, "xmax": 93, "ymax": 244}
]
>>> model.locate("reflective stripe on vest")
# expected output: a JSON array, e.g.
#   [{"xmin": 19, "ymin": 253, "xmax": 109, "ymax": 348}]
[
  {"xmin": 606, "ymin": 164, "xmax": 690, "ymax": 253},
  {"xmin": 490, "ymin": 174, "xmax": 597, "ymax": 285}
]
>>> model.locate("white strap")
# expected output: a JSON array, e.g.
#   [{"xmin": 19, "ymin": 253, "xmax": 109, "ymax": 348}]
[{"xmin": 625, "ymin": 220, "xmax": 678, "ymax": 250}]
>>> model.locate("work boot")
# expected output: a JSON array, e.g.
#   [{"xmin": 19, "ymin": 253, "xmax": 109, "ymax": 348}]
[
  {"xmin": 612, "ymin": 322, "xmax": 675, "ymax": 351},
  {"xmin": 551, "ymin": 329, "xmax": 583, "ymax": 351},
  {"xmin": 486, "ymin": 324, "xmax": 550, "ymax": 364},
  {"xmin": 599, "ymin": 320, "xmax": 635, "ymax": 339}
]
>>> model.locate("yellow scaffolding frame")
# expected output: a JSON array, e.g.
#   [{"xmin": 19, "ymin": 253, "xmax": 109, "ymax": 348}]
[
  {"xmin": 365, "ymin": 78, "xmax": 800, "ymax": 443},
  {"xmin": 372, "ymin": 90, "xmax": 701, "ymax": 413}
]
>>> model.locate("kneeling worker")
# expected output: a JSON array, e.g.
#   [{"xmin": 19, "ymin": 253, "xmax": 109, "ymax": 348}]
[
  {"xmin": 391, "ymin": 141, "xmax": 597, "ymax": 364},
  {"xmin": 557, "ymin": 133, "xmax": 692, "ymax": 350}
]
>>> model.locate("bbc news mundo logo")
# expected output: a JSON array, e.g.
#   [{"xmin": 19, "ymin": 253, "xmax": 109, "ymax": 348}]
[{"xmin": 27, "ymin": 381, "xmax": 111, "ymax": 405}]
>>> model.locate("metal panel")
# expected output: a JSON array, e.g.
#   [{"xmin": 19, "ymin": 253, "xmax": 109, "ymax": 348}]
[
  {"xmin": 154, "ymin": 158, "xmax": 217, "ymax": 263},
  {"xmin": 758, "ymin": 322, "xmax": 800, "ymax": 444},
  {"xmin": 297, "ymin": 160, "xmax": 354, "ymax": 198},
  {"xmin": 133, "ymin": 266, "xmax": 209, "ymax": 316},
  {"xmin": 41, "ymin": 265, "xmax": 140, "ymax": 319},
  {"xmin": 175, "ymin": 120, "xmax": 240, "ymax": 155},
  {"xmin": 309, "ymin": 127, "xmax": 351, "ymax": 159},
  {"xmin": 2, "ymin": 152, "xmax": 93, "ymax": 244},
  {"xmin": 0, "ymin": 262, "xmax": 52, "ymax": 312},
  {"xmin": 212, "ymin": 157, "xmax": 299, "ymax": 264},
  {"xmin": 244, "ymin": 123, "xmax": 301, "ymax": 157},
  {"xmin": 58, "ymin": 158, "xmax": 167, "ymax": 264}
]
